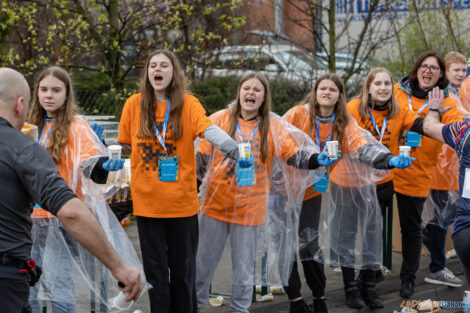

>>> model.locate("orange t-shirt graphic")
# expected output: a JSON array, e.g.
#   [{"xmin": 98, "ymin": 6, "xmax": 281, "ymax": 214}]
[
  {"xmin": 393, "ymin": 84, "xmax": 462, "ymax": 198},
  {"xmin": 118, "ymin": 93, "xmax": 212, "ymax": 218},
  {"xmin": 32, "ymin": 118, "xmax": 100, "ymax": 218},
  {"xmin": 198, "ymin": 109, "xmax": 298, "ymax": 226},
  {"xmin": 347, "ymin": 98, "xmax": 420, "ymax": 185}
]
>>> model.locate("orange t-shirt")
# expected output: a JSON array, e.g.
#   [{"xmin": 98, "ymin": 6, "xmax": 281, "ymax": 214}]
[
  {"xmin": 118, "ymin": 93, "xmax": 212, "ymax": 218},
  {"xmin": 460, "ymin": 76, "xmax": 470, "ymax": 112},
  {"xmin": 32, "ymin": 117, "xmax": 100, "ymax": 218},
  {"xmin": 393, "ymin": 84, "xmax": 462, "ymax": 197},
  {"xmin": 430, "ymin": 91, "xmax": 465, "ymax": 191},
  {"xmin": 198, "ymin": 109, "xmax": 298, "ymax": 226},
  {"xmin": 347, "ymin": 98, "xmax": 420, "ymax": 185}
]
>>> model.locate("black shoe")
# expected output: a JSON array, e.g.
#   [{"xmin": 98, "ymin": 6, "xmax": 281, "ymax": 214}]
[
  {"xmin": 344, "ymin": 281, "xmax": 365, "ymax": 309},
  {"xmin": 422, "ymin": 228, "xmax": 431, "ymax": 254},
  {"xmin": 361, "ymin": 282, "xmax": 384, "ymax": 309},
  {"xmin": 312, "ymin": 298, "xmax": 328, "ymax": 313},
  {"xmin": 400, "ymin": 280, "xmax": 415, "ymax": 298},
  {"xmin": 290, "ymin": 299, "xmax": 312, "ymax": 313}
]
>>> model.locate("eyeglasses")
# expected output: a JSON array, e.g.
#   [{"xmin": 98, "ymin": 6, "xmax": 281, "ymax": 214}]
[{"xmin": 419, "ymin": 64, "xmax": 440, "ymax": 73}]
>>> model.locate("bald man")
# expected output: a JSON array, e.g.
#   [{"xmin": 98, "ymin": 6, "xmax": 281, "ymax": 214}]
[{"xmin": 0, "ymin": 68, "xmax": 143, "ymax": 312}]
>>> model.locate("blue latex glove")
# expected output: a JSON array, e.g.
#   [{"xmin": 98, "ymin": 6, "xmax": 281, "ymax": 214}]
[
  {"xmin": 317, "ymin": 150, "xmax": 342, "ymax": 166},
  {"xmin": 102, "ymin": 158, "xmax": 125, "ymax": 171},
  {"xmin": 92, "ymin": 123, "xmax": 105, "ymax": 142},
  {"xmin": 388, "ymin": 154, "xmax": 415, "ymax": 169},
  {"xmin": 238, "ymin": 154, "xmax": 254, "ymax": 168}
]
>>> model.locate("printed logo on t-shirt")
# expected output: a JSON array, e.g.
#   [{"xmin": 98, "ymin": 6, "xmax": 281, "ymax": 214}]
[{"xmin": 137, "ymin": 121, "xmax": 177, "ymax": 172}]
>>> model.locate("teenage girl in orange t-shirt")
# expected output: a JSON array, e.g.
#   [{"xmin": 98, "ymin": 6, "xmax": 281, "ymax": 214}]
[
  {"xmin": 27, "ymin": 67, "xmax": 128, "ymax": 312},
  {"xmin": 117, "ymin": 50, "xmax": 241, "ymax": 313},
  {"xmin": 283, "ymin": 73, "xmax": 414, "ymax": 312},
  {"xmin": 195, "ymin": 72, "xmax": 331, "ymax": 313}
]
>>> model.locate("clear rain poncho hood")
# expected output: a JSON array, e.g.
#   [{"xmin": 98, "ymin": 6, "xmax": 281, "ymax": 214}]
[
  {"xmin": 29, "ymin": 116, "xmax": 150, "ymax": 311},
  {"xmin": 196, "ymin": 109, "xmax": 321, "ymax": 287},
  {"xmin": 306, "ymin": 119, "xmax": 392, "ymax": 270}
]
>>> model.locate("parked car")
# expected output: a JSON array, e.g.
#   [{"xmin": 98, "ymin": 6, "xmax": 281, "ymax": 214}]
[
  {"xmin": 196, "ymin": 45, "xmax": 327, "ymax": 84},
  {"xmin": 316, "ymin": 52, "xmax": 370, "ymax": 74}
]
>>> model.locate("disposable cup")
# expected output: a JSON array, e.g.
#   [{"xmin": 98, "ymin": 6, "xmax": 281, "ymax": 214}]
[
  {"xmin": 208, "ymin": 296, "xmax": 224, "ymax": 307},
  {"xmin": 108, "ymin": 145, "xmax": 122, "ymax": 159},
  {"xmin": 238, "ymin": 143, "xmax": 251, "ymax": 159},
  {"xmin": 112, "ymin": 291, "xmax": 134, "ymax": 310},
  {"xmin": 326, "ymin": 141, "xmax": 339, "ymax": 159},
  {"xmin": 399, "ymin": 145, "xmax": 411, "ymax": 157}
]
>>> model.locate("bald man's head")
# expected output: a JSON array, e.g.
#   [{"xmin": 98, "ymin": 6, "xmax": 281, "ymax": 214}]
[{"xmin": 0, "ymin": 68, "xmax": 31, "ymax": 129}]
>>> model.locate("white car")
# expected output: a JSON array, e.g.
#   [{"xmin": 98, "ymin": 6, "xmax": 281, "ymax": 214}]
[{"xmin": 196, "ymin": 45, "xmax": 327, "ymax": 85}]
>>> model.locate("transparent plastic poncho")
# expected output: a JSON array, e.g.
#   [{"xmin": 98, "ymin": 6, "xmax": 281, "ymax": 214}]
[
  {"xmin": 195, "ymin": 109, "xmax": 320, "ymax": 289},
  {"xmin": 422, "ymin": 92, "xmax": 466, "ymax": 230},
  {"xmin": 29, "ymin": 116, "xmax": 150, "ymax": 311},
  {"xmin": 308, "ymin": 120, "xmax": 390, "ymax": 270}
]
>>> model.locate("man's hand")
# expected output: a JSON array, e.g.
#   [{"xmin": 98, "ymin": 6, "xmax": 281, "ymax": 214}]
[
  {"xmin": 112, "ymin": 262, "xmax": 143, "ymax": 301},
  {"xmin": 428, "ymin": 87, "xmax": 452, "ymax": 114}
]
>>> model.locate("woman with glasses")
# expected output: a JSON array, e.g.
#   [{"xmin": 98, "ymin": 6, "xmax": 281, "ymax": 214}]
[{"xmin": 392, "ymin": 50, "xmax": 461, "ymax": 298}]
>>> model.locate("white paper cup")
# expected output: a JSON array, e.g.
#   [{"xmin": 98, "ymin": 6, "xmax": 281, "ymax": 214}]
[
  {"xmin": 208, "ymin": 296, "xmax": 224, "ymax": 307},
  {"xmin": 399, "ymin": 145, "xmax": 411, "ymax": 157},
  {"xmin": 326, "ymin": 141, "xmax": 339, "ymax": 159},
  {"xmin": 238, "ymin": 143, "xmax": 251, "ymax": 158},
  {"xmin": 112, "ymin": 291, "xmax": 134, "ymax": 310},
  {"xmin": 108, "ymin": 145, "xmax": 122, "ymax": 159}
]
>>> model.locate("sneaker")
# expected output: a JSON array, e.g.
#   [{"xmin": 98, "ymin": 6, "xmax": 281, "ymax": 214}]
[
  {"xmin": 422, "ymin": 228, "xmax": 430, "ymax": 255},
  {"xmin": 424, "ymin": 268, "xmax": 464, "ymax": 287}
]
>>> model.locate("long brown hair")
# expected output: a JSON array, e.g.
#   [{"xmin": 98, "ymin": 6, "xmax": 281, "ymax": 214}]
[
  {"xmin": 301, "ymin": 73, "xmax": 350, "ymax": 148},
  {"xmin": 228, "ymin": 72, "xmax": 271, "ymax": 162},
  {"xmin": 28, "ymin": 66, "xmax": 78, "ymax": 164},
  {"xmin": 358, "ymin": 67, "xmax": 399, "ymax": 121},
  {"xmin": 138, "ymin": 50, "xmax": 186, "ymax": 140},
  {"xmin": 409, "ymin": 50, "xmax": 449, "ymax": 89}
]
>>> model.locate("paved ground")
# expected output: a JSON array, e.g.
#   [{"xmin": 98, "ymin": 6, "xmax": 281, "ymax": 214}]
[
  {"xmin": 68, "ymin": 220, "xmax": 467, "ymax": 313},
  {"xmin": 117, "ymin": 222, "xmax": 467, "ymax": 313}
]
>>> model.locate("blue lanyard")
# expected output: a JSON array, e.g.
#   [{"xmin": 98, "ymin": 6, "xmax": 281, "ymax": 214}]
[
  {"xmin": 38, "ymin": 117, "xmax": 52, "ymax": 146},
  {"xmin": 315, "ymin": 113, "xmax": 335, "ymax": 152},
  {"xmin": 408, "ymin": 95, "xmax": 429, "ymax": 115},
  {"xmin": 236, "ymin": 121, "xmax": 259, "ymax": 143},
  {"xmin": 367, "ymin": 108, "xmax": 387, "ymax": 143},
  {"xmin": 153, "ymin": 98, "xmax": 171, "ymax": 153}
]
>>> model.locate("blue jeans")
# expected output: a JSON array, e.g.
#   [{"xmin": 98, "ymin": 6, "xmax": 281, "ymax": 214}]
[{"xmin": 425, "ymin": 190, "xmax": 457, "ymax": 273}]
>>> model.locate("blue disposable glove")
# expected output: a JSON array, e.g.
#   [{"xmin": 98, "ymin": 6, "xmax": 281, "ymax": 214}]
[
  {"xmin": 388, "ymin": 154, "xmax": 415, "ymax": 169},
  {"xmin": 102, "ymin": 158, "xmax": 125, "ymax": 171},
  {"xmin": 238, "ymin": 154, "xmax": 254, "ymax": 168},
  {"xmin": 92, "ymin": 123, "xmax": 105, "ymax": 142},
  {"xmin": 317, "ymin": 150, "xmax": 342, "ymax": 167}
]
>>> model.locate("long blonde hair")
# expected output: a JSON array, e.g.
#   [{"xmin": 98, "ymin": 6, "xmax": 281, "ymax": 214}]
[
  {"xmin": 358, "ymin": 67, "xmax": 399, "ymax": 121},
  {"xmin": 138, "ymin": 50, "xmax": 186, "ymax": 140},
  {"xmin": 301, "ymin": 73, "xmax": 350, "ymax": 148},
  {"xmin": 228, "ymin": 72, "xmax": 271, "ymax": 162},
  {"xmin": 28, "ymin": 66, "xmax": 78, "ymax": 164}
]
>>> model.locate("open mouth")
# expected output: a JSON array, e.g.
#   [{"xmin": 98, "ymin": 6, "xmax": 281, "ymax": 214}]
[
  {"xmin": 422, "ymin": 75, "xmax": 432, "ymax": 83},
  {"xmin": 154, "ymin": 74, "xmax": 163, "ymax": 83},
  {"xmin": 245, "ymin": 97, "xmax": 256, "ymax": 105}
]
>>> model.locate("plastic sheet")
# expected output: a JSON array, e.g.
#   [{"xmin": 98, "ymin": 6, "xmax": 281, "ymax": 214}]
[
  {"xmin": 195, "ymin": 109, "xmax": 320, "ymax": 288},
  {"xmin": 309, "ymin": 120, "xmax": 389, "ymax": 270},
  {"xmin": 422, "ymin": 91, "xmax": 463, "ymax": 230},
  {"xmin": 29, "ymin": 116, "xmax": 150, "ymax": 311}
]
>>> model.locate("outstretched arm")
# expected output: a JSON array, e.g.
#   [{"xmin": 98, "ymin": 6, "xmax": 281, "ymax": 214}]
[{"xmin": 423, "ymin": 87, "xmax": 449, "ymax": 143}]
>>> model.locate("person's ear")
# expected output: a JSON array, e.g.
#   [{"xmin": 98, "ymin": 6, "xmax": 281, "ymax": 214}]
[{"xmin": 14, "ymin": 97, "xmax": 24, "ymax": 115}]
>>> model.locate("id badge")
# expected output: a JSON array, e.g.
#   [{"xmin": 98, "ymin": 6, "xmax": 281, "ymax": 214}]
[
  {"xmin": 313, "ymin": 173, "xmax": 329, "ymax": 192},
  {"xmin": 406, "ymin": 131, "xmax": 422, "ymax": 148},
  {"xmin": 158, "ymin": 155, "xmax": 179, "ymax": 181},
  {"xmin": 237, "ymin": 164, "xmax": 255, "ymax": 187}
]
